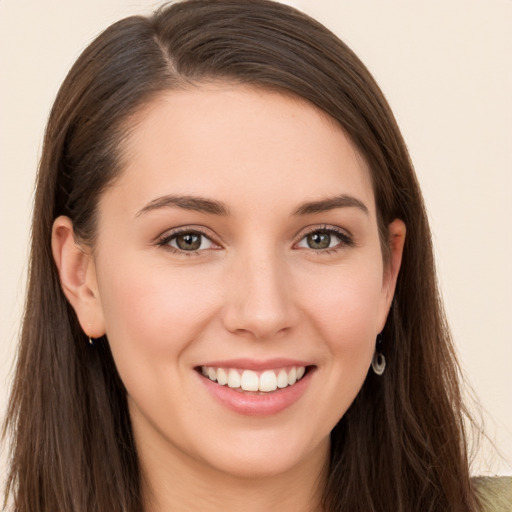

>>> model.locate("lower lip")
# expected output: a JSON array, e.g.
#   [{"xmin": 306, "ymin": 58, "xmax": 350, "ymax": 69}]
[{"xmin": 198, "ymin": 369, "xmax": 314, "ymax": 416}]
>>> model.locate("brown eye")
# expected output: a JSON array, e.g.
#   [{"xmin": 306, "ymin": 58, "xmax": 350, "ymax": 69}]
[
  {"xmin": 306, "ymin": 232, "xmax": 331, "ymax": 249},
  {"xmin": 296, "ymin": 228, "xmax": 352, "ymax": 251},
  {"xmin": 166, "ymin": 231, "xmax": 215, "ymax": 252},
  {"xmin": 175, "ymin": 233, "xmax": 202, "ymax": 251}
]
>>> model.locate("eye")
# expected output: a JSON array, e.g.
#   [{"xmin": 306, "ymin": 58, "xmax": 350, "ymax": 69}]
[
  {"xmin": 159, "ymin": 229, "xmax": 217, "ymax": 252},
  {"xmin": 296, "ymin": 227, "xmax": 352, "ymax": 251}
]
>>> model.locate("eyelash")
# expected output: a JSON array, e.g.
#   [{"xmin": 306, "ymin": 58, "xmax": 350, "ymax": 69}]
[
  {"xmin": 295, "ymin": 225, "xmax": 354, "ymax": 254},
  {"xmin": 157, "ymin": 227, "xmax": 218, "ymax": 256},
  {"xmin": 156, "ymin": 225, "xmax": 354, "ymax": 256}
]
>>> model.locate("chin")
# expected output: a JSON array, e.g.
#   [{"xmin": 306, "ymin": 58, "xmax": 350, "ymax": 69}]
[{"xmin": 197, "ymin": 430, "xmax": 330, "ymax": 480}]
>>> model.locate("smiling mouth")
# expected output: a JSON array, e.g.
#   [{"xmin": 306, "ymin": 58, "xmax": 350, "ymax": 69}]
[{"xmin": 197, "ymin": 365, "xmax": 310, "ymax": 393}]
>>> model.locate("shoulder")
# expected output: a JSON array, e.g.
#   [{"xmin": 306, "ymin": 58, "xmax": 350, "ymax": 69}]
[{"xmin": 472, "ymin": 477, "xmax": 512, "ymax": 512}]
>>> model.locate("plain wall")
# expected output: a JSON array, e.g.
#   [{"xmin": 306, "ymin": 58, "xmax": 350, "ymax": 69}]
[{"xmin": 1, "ymin": 0, "xmax": 511, "ymax": 478}]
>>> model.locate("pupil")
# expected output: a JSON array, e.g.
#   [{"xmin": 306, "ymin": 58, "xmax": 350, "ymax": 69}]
[
  {"xmin": 177, "ymin": 233, "xmax": 201, "ymax": 250},
  {"xmin": 308, "ymin": 232, "xmax": 330, "ymax": 249}
]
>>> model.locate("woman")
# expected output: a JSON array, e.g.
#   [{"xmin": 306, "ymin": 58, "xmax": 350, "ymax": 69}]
[{"xmin": 2, "ymin": 0, "xmax": 502, "ymax": 510}]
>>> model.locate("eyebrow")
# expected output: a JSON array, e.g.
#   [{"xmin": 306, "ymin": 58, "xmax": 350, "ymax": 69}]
[
  {"xmin": 292, "ymin": 195, "xmax": 369, "ymax": 216},
  {"xmin": 135, "ymin": 193, "xmax": 368, "ymax": 218},
  {"xmin": 136, "ymin": 194, "xmax": 229, "ymax": 217}
]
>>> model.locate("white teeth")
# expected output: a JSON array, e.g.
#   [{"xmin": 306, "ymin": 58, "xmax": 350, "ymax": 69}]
[
  {"xmin": 201, "ymin": 365, "xmax": 307, "ymax": 393},
  {"xmin": 227, "ymin": 369, "xmax": 241, "ymax": 388},
  {"xmin": 208, "ymin": 367, "xmax": 217, "ymax": 381},
  {"xmin": 259, "ymin": 370, "xmax": 277, "ymax": 392},
  {"xmin": 276, "ymin": 369, "xmax": 288, "ymax": 388},
  {"xmin": 287, "ymin": 367, "xmax": 297, "ymax": 386},
  {"xmin": 240, "ymin": 370, "xmax": 259, "ymax": 391},
  {"xmin": 217, "ymin": 367, "xmax": 228, "ymax": 386}
]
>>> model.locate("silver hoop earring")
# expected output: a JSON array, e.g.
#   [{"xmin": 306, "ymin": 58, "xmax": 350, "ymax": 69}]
[
  {"xmin": 371, "ymin": 333, "xmax": 385, "ymax": 375},
  {"xmin": 371, "ymin": 351, "xmax": 386, "ymax": 376}
]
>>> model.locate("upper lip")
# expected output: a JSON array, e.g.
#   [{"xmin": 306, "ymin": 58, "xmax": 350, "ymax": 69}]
[{"xmin": 197, "ymin": 358, "xmax": 313, "ymax": 371}]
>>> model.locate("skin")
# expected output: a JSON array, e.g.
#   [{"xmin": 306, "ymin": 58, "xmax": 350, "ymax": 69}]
[{"xmin": 52, "ymin": 85, "xmax": 405, "ymax": 511}]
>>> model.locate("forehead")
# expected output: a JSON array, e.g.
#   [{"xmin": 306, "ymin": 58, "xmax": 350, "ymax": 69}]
[{"xmin": 107, "ymin": 84, "xmax": 375, "ymax": 219}]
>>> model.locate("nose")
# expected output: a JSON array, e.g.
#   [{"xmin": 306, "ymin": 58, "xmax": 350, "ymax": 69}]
[{"xmin": 221, "ymin": 247, "xmax": 299, "ymax": 340}]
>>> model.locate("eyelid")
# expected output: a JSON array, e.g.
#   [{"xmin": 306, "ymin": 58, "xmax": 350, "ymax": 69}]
[
  {"xmin": 155, "ymin": 223, "xmax": 353, "ymax": 254},
  {"xmin": 293, "ymin": 224, "xmax": 354, "ymax": 250},
  {"xmin": 156, "ymin": 225, "xmax": 222, "ymax": 252}
]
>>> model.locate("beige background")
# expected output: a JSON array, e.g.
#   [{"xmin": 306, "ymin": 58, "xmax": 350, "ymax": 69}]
[{"xmin": 1, "ymin": 0, "xmax": 511, "ymax": 478}]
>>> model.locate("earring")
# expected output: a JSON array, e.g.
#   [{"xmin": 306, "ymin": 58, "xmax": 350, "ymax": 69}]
[
  {"xmin": 88, "ymin": 335, "xmax": 94, "ymax": 345},
  {"xmin": 371, "ymin": 333, "xmax": 386, "ymax": 376}
]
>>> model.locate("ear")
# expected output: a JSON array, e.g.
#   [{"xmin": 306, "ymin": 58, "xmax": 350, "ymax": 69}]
[
  {"xmin": 378, "ymin": 218, "xmax": 406, "ymax": 331},
  {"xmin": 51, "ymin": 216, "xmax": 106, "ymax": 338}
]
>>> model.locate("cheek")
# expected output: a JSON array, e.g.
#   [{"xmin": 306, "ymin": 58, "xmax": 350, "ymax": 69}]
[
  {"xmin": 304, "ymin": 266, "xmax": 384, "ymax": 418},
  {"xmin": 96, "ymin": 254, "xmax": 222, "ymax": 362},
  {"xmin": 299, "ymin": 263, "xmax": 384, "ymax": 352}
]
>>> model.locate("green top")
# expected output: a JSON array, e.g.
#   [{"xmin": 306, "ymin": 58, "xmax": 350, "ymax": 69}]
[{"xmin": 473, "ymin": 477, "xmax": 512, "ymax": 512}]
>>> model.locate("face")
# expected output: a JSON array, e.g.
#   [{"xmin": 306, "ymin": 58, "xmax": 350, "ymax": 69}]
[{"xmin": 61, "ymin": 85, "xmax": 404, "ymax": 481}]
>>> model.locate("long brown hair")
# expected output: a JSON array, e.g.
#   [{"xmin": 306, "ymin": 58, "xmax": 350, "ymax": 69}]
[{"xmin": 3, "ymin": 1, "xmax": 481, "ymax": 510}]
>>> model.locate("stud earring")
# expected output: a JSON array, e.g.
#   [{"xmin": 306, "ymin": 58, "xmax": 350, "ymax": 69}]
[{"xmin": 371, "ymin": 333, "xmax": 386, "ymax": 376}]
